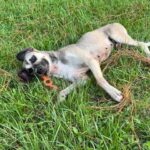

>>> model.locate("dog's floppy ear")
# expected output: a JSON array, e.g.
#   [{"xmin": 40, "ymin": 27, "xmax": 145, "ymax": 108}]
[{"xmin": 16, "ymin": 47, "xmax": 33, "ymax": 61}]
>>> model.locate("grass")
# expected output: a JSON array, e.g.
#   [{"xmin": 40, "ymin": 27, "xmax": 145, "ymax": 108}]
[{"xmin": 0, "ymin": 0, "xmax": 150, "ymax": 149}]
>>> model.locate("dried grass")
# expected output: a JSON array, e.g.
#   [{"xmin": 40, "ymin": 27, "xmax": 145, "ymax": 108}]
[
  {"xmin": 0, "ymin": 68, "xmax": 12, "ymax": 93},
  {"xmin": 102, "ymin": 49, "xmax": 150, "ymax": 73}
]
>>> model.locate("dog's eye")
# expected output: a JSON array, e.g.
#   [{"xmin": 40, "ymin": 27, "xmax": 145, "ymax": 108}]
[{"xmin": 29, "ymin": 55, "xmax": 37, "ymax": 64}]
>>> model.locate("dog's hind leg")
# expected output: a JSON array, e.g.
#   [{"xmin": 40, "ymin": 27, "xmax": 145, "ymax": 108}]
[{"xmin": 106, "ymin": 23, "xmax": 150, "ymax": 57}]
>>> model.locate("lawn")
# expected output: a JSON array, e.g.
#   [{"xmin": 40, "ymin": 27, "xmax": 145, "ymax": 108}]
[{"xmin": 0, "ymin": 0, "xmax": 150, "ymax": 149}]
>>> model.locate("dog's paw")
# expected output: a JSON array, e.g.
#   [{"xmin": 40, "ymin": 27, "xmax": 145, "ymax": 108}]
[
  {"xmin": 109, "ymin": 87, "xmax": 123, "ymax": 102},
  {"xmin": 57, "ymin": 90, "xmax": 67, "ymax": 103},
  {"xmin": 141, "ymin": 43, "xmax": 150, "ymax": 57}
]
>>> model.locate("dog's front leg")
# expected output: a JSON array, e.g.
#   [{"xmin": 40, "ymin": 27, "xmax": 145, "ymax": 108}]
[
  {"xmin": 86, "ymin": 59, "xmax": 123, "ymax": 102},
  {"xmin": 57, "ymin": 76, "xmax": 88, "ymax": 103}
]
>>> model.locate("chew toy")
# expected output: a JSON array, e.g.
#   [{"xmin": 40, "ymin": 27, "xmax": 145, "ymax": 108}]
[{"xmin": 41, "ymin": 75, "xmax": 58, "ymax": 90}]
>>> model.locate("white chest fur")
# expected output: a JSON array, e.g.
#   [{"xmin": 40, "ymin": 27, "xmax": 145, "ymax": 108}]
[{"xmin": 51, "ymin": 61, "xmax": 88, "ymax": 81}]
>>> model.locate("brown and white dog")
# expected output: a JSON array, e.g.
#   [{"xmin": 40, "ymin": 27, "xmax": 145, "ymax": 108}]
[{"xmin": 16, "ymin": 23, "xmax": 150, "ymax": 102}]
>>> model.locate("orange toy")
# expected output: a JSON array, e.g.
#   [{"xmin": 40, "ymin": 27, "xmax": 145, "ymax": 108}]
[{"xmin": 41, "ymin": 75, "xmax": 58, "ymax": 90}]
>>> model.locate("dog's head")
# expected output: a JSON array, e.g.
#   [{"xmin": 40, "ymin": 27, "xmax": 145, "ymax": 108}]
[{"xmin": 16, "ymin": 48, "xmax": 52, "ymax": 82}]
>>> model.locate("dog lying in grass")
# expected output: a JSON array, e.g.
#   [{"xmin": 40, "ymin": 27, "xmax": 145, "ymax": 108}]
[{"xmin": 16, "ymin": 23, "xmax": 150, "ymax": 102}]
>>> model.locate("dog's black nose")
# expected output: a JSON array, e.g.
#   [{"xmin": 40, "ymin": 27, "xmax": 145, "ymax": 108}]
[
  {"xmin": 33, "ymin": 64, "xmax": 47, "ymax": 75},
  {"xmin": 36, "ymin": 66, "xmax": 44, "ymax": 74}
]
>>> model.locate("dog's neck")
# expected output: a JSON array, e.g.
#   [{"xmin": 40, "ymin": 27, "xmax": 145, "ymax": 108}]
[{"xmin": 48, "ymin": 51, "xmax": 67, "ymax": 75}]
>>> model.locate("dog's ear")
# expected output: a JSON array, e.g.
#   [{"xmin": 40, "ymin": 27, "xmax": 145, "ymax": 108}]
[{"xmin": 16, "ymin": 47, "xmax": 33, "ymax": 61}]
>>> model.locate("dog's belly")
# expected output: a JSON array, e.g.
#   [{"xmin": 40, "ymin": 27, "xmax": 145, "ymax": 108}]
[
  {"xmin": 91, "ymin": 46, "xmax": 112, "ymax": 62},
  {"xmin": 77, "ymin": 30, "xmax": 113, "ymax": 62},
  {"xmin": 52, "ymin": 63, "xmax": 88, "ymax": 81}
]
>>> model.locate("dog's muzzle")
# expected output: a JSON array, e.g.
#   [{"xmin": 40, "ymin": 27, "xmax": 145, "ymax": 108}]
[
  {"xmin": 18, "ymin": 66, "xmax": 48, "ymax": 82},
  {"xmin": 33, "ymin": 65, "xmax": 48, "ymax": 75}
]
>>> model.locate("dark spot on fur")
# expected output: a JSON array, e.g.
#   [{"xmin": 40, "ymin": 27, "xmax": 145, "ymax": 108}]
[
  {"xmin": 59, "ymin": 51, "xmax": 68, "ymax": 64},
  {"xmin": 105, "ymin": 47, "xmax": 108, "ymax": 50},
  {"xmin": 80, "ymin": 63, "xmax": 87, "ymax": 68},
  {"xmin": 29, "ymin": 55, "xmax": 37, "ymax": 63},
  {"xmin": 60, "ymin": 57, "xmax": 68, "ymax": 64},
  {"xmin": 49, "ymin": 53, "xmax": 58, "ymax": 63}
]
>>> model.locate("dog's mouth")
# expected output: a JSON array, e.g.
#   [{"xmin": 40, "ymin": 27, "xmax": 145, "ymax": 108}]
[
  {"xmin": 18, "ymin": 67, "xmax": 48, "ymax": 83},
  {"xmin": 18, "ymin": 68, "xmax": 35, "ymax": 83}
]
